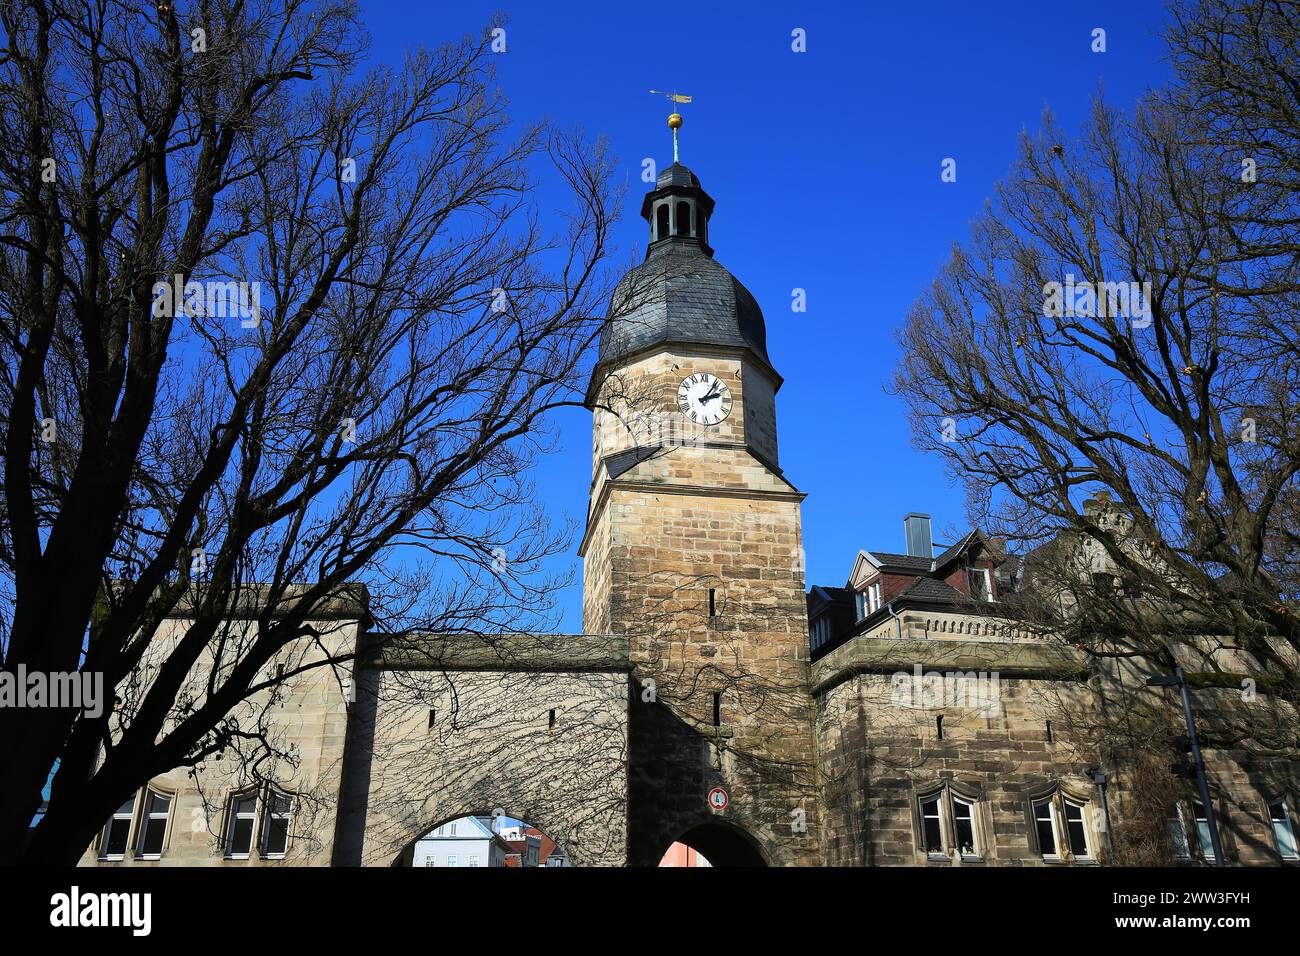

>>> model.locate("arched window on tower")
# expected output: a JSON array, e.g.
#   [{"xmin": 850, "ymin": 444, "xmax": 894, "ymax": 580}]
[
  {"xmin": 675, "ymin": 200, "xmax": 691, "ymax": 237},
  {"xmin": 655, "ymin": 203, "xmax": 670, "ymax": 241}
]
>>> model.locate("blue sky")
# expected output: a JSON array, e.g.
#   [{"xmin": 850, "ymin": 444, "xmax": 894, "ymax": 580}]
[{"xmin": 360, "ymin": 0, "xmax": 1175, "ymax": 632}]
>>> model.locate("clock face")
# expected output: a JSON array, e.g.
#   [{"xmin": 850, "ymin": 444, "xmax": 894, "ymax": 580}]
[{"xmin": 676, "ymin": 372, "xmax": 733, "ymax": 426}]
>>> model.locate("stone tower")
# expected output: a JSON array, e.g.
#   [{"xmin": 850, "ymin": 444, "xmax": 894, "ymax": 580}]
[{"xmin": 580, "ymin": 158, "xmax": 820, "ymax": 865}]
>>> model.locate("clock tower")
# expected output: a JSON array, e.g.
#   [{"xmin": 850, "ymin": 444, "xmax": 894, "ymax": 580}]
[{"xmin": 580, "ymin": 148, "xmax": 820, "ymax": 866}]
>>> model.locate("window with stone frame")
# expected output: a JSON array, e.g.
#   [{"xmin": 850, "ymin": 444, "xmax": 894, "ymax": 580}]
[
  {"xmin": 1028, "ymin": 785, "xmax": 1095, "ymax": 862},
  {"xmin": 260, "ymin": 788, "xmax": 294, "ymax": 858},
  {"xmin": 1169, "ymin": 795, "xmax": 1230, "ymax": 864},
  {"xmin": 136, "ymin": 788, "xmax": 174, "ymax": 860},
  {"xmin": 1169, "ymin": 802, "xmax": 1193, "ymax": 861},
  {"xmin": 915, "ymin": 784, "xmax": 984, "ymax": 861},
  {"xmin": 1192, "ymin": 800, "xmax": 1216, "ymax": 862},
  {"xmin": 222, "ymin": 784, "xmax": 296, "ymax": 860},
  {"xmin": 1267, "ymin": 797, "xmax": 1299, "ymax": 862},
  {"xmin": 99, "ymin": 792, "xmax": 139, "ymax": 861},
  {"xmin": 223, "ymin": 789, "xmax": 259, "ymax": 860}
]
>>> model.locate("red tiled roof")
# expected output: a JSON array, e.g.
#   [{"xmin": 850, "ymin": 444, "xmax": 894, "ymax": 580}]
[{"xmin": 524, "ymin": 827, "xmax": 558, "ymax": 865}]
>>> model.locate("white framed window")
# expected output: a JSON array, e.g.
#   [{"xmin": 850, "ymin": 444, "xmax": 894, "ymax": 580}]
[
  {"xmin": 920, "ymin": 794, "xmax": 944, "ymax": 857},
  {"xmin": 261, "ymin": 789, "xmax": 293, "ymax": 859},
  {"xmin": 1033, "ymin": 798, "xmax": 1059, "ymax": 859},
  {"xmin": 811, "ymin": 615, "xmax": 831, "ymax": 649},
  {"xmin": 448, "ymin": 822, "xmax": 457, "ymax": 836},
  {"xmin": 469, "ymin": 854, "xmax": 480, "ymax": 867},
  {"xmin": 917, "ymin": 788, "xmax": 982, "ymax": 860},
  {"xmin": 424, "ymin": 856, "xmax": 436, "ymax": 867},
  {"xmin": 1063, "ymin": 799, "xmax": 1090, "ymax": 858},
  {"xmin": 1269, "ymin": 799, "xmax": 1298, "ymax": 861},
  {"xmin": 136, "ymin": 790, "xmax": 173, "ymax": 860},
  {"xmin": 1033, "ymin": 791, "xmax": 1094, "ymax": 861},
  {"xmin": 1193, "ymin": 801, "xmax": 1216, "ymax": 861},
  {"xmin": 855, "ymin": 591, "xmax": 867, "ymax": 620},
  {"xmin": 1170, "ymin": 804, "xmax": 1192, "ymax": 860},
  {"xmin": 100, "ymin": 794, "xmax": 138, "ymax": 861},
  {"xmin": 968, "ymin": 566, "xmax": 992, "ymax": 601},
  {"xmin": 952, "ymin": 796, "xmax": 978, "ymax": 857},
  {"xmin": 224, "ymin": 790, "xmax": 259, "ymax": 859},
  {"xmin": 446, "ymin": 854, "xmax": 458, "ymax": 867},
  {"xmin": 867, "ymin": 581, "xmax": 882, "ymax": 614}
]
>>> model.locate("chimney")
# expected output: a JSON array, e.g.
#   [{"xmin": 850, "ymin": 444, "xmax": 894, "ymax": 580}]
[{"xmin": 904, "ymin": 513, "xmax": 933, "ymax": 559}]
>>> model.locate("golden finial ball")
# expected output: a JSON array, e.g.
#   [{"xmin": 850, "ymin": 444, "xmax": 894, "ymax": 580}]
[{"xmin": 667, "ymin": 112, "xmax": 683, "ymax": 130}]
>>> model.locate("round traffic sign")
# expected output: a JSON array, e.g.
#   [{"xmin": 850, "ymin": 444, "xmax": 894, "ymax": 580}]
[{"xmin": 707, "ymin": 786, "xmax": 729, "ymax": 811}]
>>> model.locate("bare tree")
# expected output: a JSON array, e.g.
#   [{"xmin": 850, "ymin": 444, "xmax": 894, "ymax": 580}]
[
  {"xmin": 891, "ymin": 0, "xmax": 1299, "ymax": 766},
  {"xmin": 0, "ymin": 0, "xmax": 623, "ymax": 865}
]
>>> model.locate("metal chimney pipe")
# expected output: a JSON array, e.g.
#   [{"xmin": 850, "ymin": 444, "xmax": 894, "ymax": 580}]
[{"xmin": 904, "ymin": 513, "xmax": 932, "ymax": 558}]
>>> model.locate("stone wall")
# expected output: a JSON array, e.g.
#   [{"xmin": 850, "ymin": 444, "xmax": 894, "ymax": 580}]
[
  {"xmin": 79, "ymin": 611, "xmax": 361, "ymax": 866},
  {"xmin": 814, "ymin": 634, "xmax": 1100, "ymax": 867},
  {"xmin": 334, "ymin": 634, "xmax": 631, "ymax": 867},
  {"xmin": 591, "ymin": 471, "xmax": 821, "ymax": 866}
]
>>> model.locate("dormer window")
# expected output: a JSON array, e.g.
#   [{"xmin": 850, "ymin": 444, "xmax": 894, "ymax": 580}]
[
  {"xmin": 810, "ymin": 614, "xmax": 832, "ymax": 650},
  {"xmin": 856, "ymin": 582, "xmax": 882, "ymax": 618},
  {"xmin": 968, "ymin": 566, "xmax": 992, "ymax": 602}
]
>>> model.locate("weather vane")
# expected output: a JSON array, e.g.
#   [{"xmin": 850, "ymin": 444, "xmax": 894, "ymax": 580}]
[{"xmin": 649, "ymin": 90, "xmax": 692, "ymax": 163}]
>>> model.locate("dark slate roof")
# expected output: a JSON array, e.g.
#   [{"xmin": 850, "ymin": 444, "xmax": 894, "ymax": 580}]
[
  {"xmin": 866, "ymin": 551, "xmax": 934, "ymax": 572},
  {"xmin": 893, "ymin": 575, "xmax": 972, "ymax": 604},
  {"xmin": 602, "ymin": 445, "xmax": 663, "ymax": 481},
  {"xmin": 598, "ymin": 241, "xmax": 770, "ymax": 370},
  {"xmin": 933, "ymin": 530, "xmax": 980, "ymax": 569},
  {"xmin": 808, "ymin": 585, "xmax": 855, "ymax": 613},
  {"xmin": 656, "ymin": 162, "xmax": 700, "ymax": 188}
]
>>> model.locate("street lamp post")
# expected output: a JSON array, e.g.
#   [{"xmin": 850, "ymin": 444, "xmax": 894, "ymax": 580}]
[{"xmin": 1147, "ymin": 666, "xmax": 1224, "ymax": 866}]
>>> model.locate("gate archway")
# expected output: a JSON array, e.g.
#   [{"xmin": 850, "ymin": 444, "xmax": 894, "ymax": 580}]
[{"xmin": 664, "ymin": 821, "xmax": 769, "ymax": 867}]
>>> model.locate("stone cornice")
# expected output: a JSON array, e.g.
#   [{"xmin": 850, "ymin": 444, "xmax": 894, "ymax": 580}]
[
  {"xmin": 810, "ymin": 636, "xmax": 1088, "ymax": 697},
  {"xmin": 365, "ymin": 632, "xmax": 631, "ymax": 673},
  {"xmin": 586, "ymin": 341, "xmax": 784, "ymax": 406},
  {"xmin": 578, "ymin": 476, "xmax": 806, "ymax": 557}
]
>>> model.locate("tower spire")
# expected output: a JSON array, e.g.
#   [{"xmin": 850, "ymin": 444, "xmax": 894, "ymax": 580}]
[{"xmin": 649, "ymin": 90, "xmax": 692, "ymax": 163}]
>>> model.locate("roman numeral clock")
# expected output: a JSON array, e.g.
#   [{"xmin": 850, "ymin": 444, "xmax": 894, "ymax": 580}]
[{"xmin": 676, "ymin": 371, "xmax": 733, "ymax": 426}]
